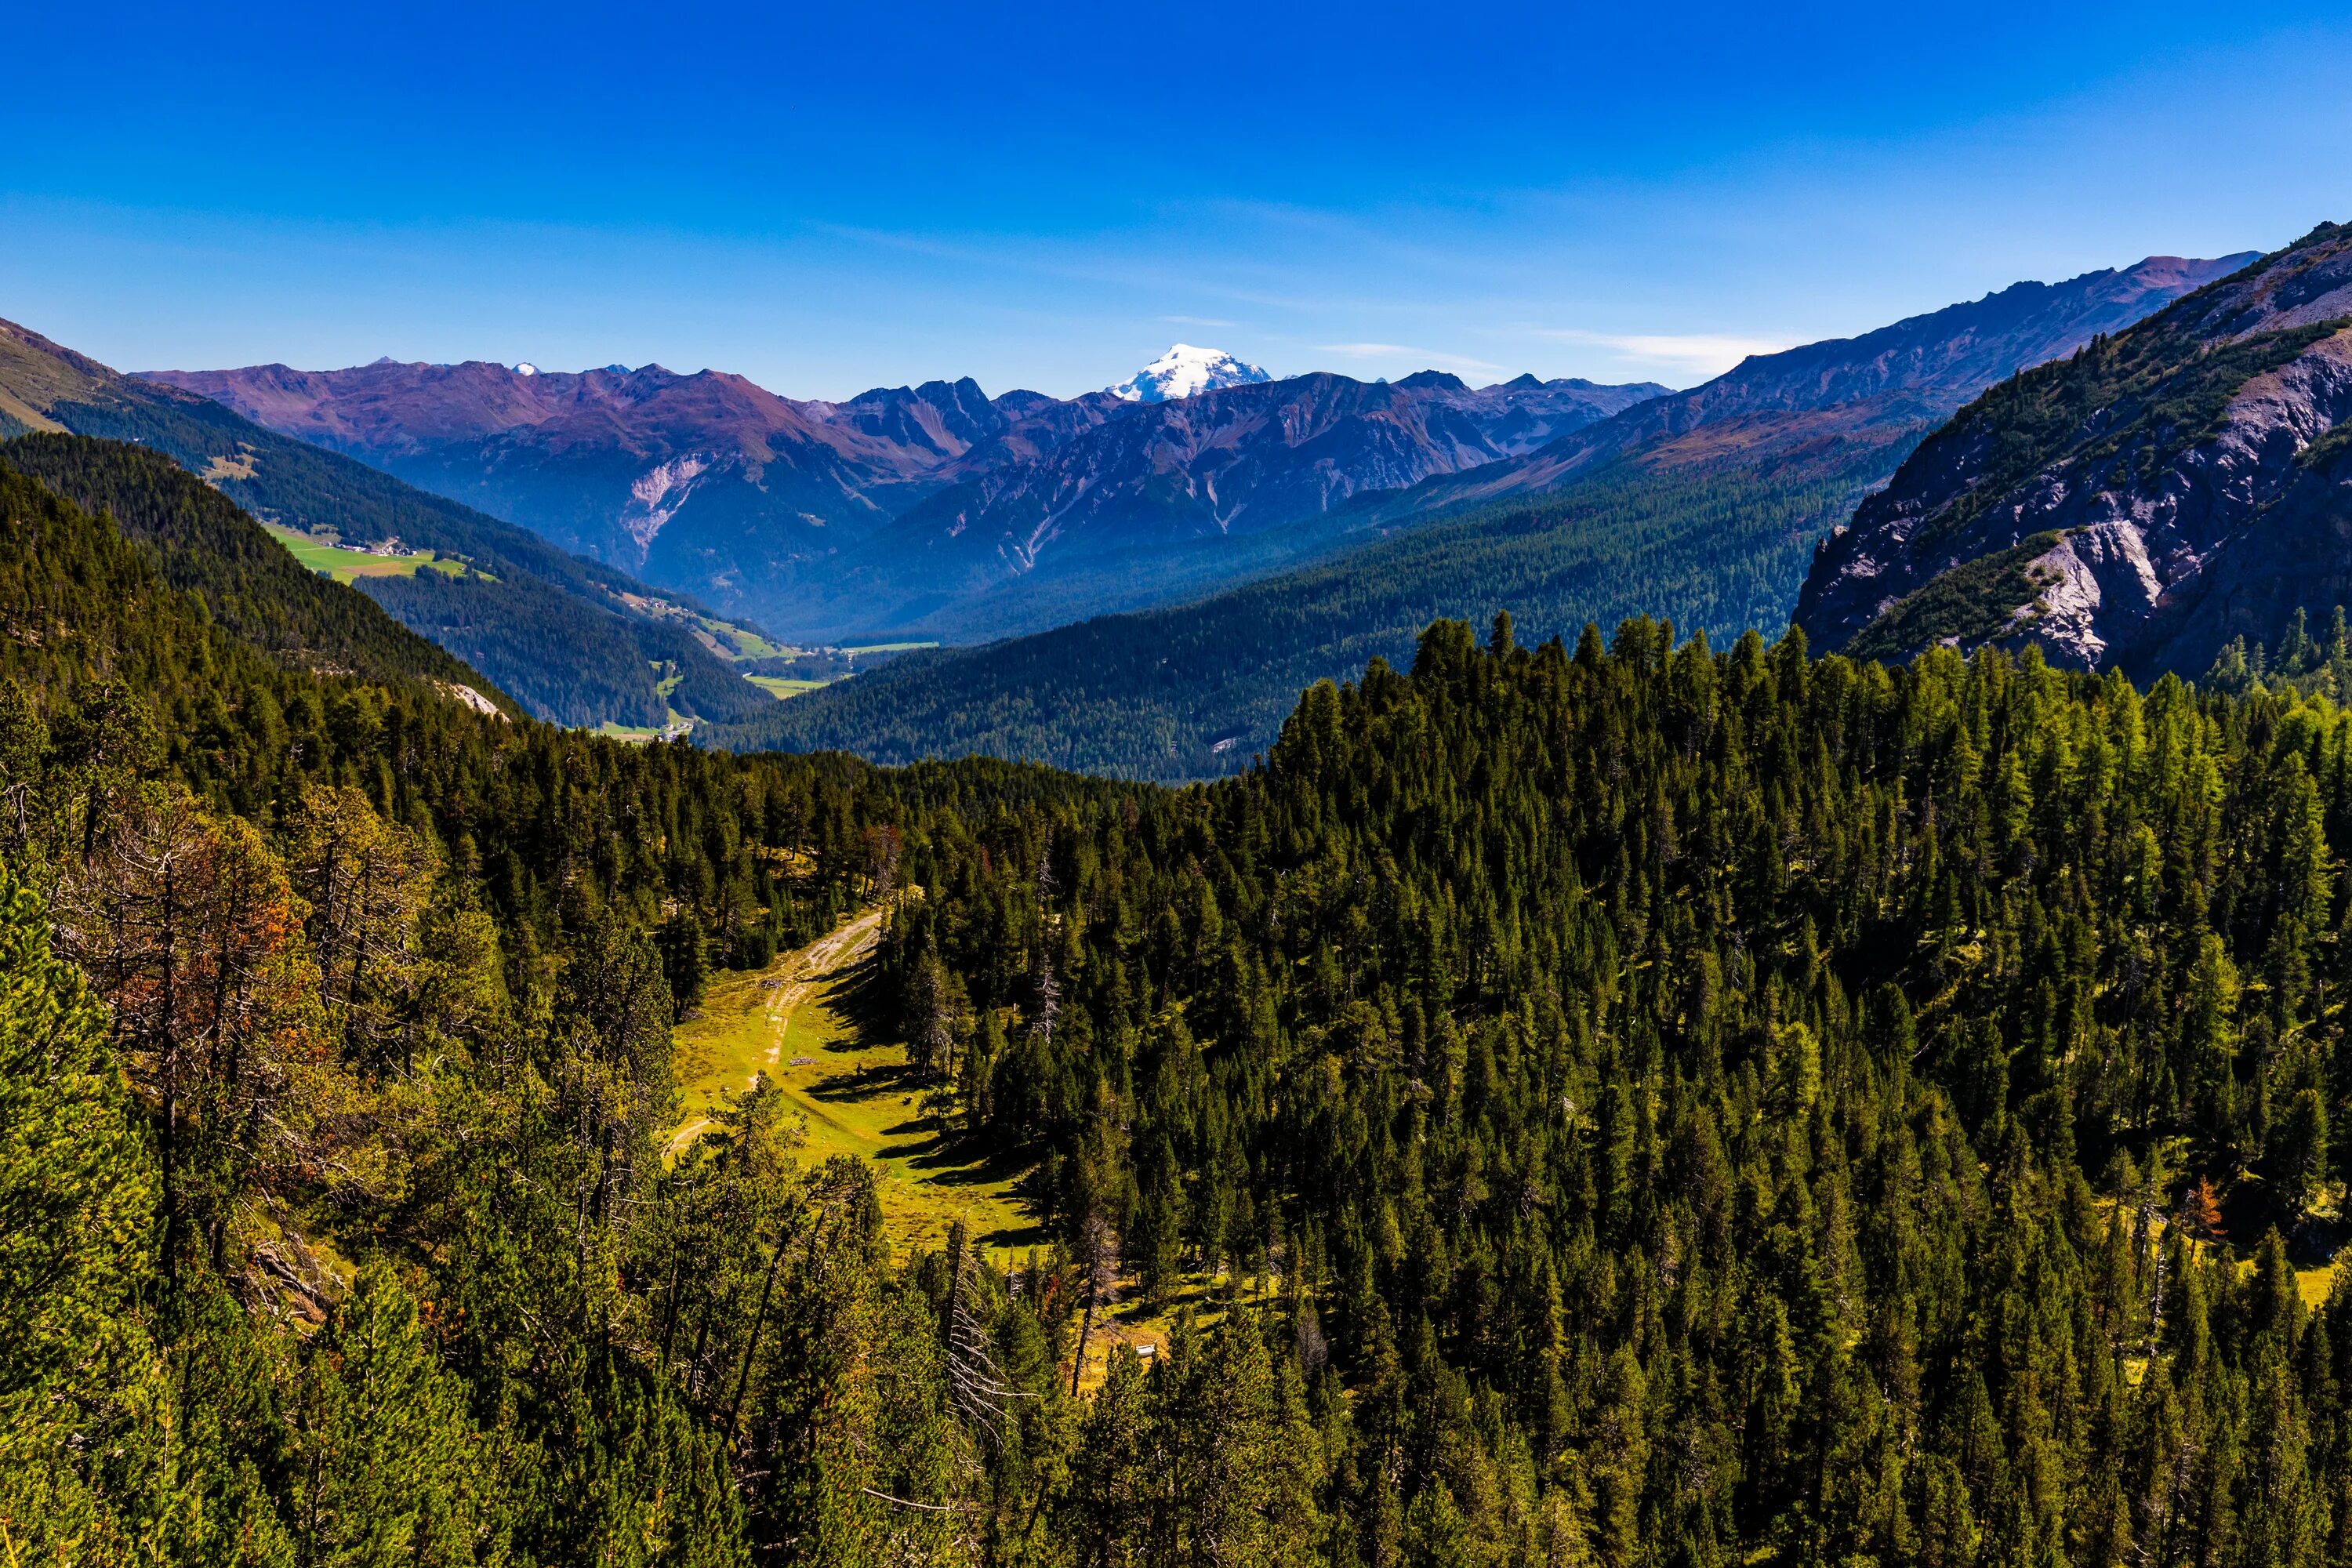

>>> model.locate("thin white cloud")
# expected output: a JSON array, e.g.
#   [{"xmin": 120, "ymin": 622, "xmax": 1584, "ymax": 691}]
[
  {"xmin": 1533, "ymin": 328, "xmax": 1794, "ymax": 378},
  {"xmin": 1161, "ymin": 314, "xmax": 1237, "ymax": 328},
  {"xmin": 1315, "ymin": 342, "xmax": 1510, "ymax": 375}
]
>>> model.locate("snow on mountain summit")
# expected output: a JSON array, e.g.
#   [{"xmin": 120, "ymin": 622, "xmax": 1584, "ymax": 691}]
[{"xmin": 1109, "ymin": 344, "xmax": 1271, "ymax": 403}]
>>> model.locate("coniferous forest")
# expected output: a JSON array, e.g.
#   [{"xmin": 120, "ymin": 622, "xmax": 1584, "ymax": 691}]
[{"xmin": 23, "ymin": 433, "xmax": 2352, "ymax": 1568}]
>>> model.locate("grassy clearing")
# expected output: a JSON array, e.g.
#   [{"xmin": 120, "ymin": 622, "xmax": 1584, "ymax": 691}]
[
  {"xmin": 615, "ymin": 592, "xmax": 796, "ymax": 662},
  {"xmin": 712, "ymin": 623, "xmax": 793, "ymax": 660},
  {"xmin": 670, "ymin": 909, "xmax": 1263, "ymax": 1391},
  {"xmin": 670, "ymin": 907, "xmax": 1038, "ymax": 1263},
  {"xmin": 840, "ymin": 641, "xmax": 939, "ymax": 655},
  {"xmin": 1068, "ymin": 1272, "xmax": 1281, "ymax": 1392},
  {"xmin": 594, "ymin": 717, "xmax": 691, "ymax": 742},
  {"xmin": 263, "ymin": 522, "xmax": 474, "ymax": 583},
  {"xmin": 747, "ymin": 675, "xmax": 829, "ymax": 700},
  {"xmin": 2302, "ymin": 1265, "xmax": 2337, "ymax": 1308}
]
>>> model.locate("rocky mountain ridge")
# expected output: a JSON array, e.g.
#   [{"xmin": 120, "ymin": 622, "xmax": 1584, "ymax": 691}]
[
  {"xmin": 765, "ymin": 368, "xmax": 1668, "ymax": 641},
  {"xmin": 142, "ymin": 358, "xmax": 1116, "ymax": 563},
  {"xmin": 1793, "ymin": 224, "xmax": 2352, "ymax": 677},
  {"xmin": 1340, "ymin": 253, "xmax": 2260, "ymax": 527}
]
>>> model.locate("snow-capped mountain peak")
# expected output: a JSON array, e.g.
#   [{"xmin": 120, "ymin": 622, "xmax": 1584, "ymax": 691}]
[
  {"xmin": 514, "ymin": 362, "xmax": 540, "ymax": 377},
  {"xmin": 1108, "ymin": 343, "xmax": 1271, "ymax": 403}
]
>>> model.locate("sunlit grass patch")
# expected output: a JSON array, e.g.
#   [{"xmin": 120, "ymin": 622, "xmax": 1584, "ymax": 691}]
[{"xmin": 671, "ymin": 909, "xmax": 1036, "ymax": 1262}]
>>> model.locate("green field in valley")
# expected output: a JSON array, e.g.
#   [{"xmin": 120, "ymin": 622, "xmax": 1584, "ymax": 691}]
[
  {"xmin": 670, "ymin": 906, "xmax": 1038, "ymax": 1263},
  {"xmin": 263, "ymin": 521, "xmax": 477, "ymax": 583},
  {"xmin": 746, "ymin": 674, "xmax": 829, "ymax": 699}
]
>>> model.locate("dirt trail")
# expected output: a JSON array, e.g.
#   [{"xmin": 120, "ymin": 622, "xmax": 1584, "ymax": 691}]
[{"xmin": 669, "ymin": 905, "xmax": 885, "ymax": 1152}]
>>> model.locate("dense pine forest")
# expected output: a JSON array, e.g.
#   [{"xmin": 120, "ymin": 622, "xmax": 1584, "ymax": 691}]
[{"xmin": 23, "ymin": 433, "xmax": 2352, "ymax": 1566}]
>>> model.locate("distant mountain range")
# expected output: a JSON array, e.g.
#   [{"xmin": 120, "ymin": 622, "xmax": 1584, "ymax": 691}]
[
  {"xmin": 1338, "ymin": 253, "xmax": 2258, "ymax": 526},
  {"xmin": 0, "ymin": 318, "xmax": 779, "ymax": 730},
  {"xmin": 702, "ymin": 251, "xmax": 2255, "ymax": 779},
  {"xmin": 146, "ymin": 350, "xmax": 1668, "ymax": 643},
  {"xmin": 768, "ymin": 368, "xmax": 1668, "ymax": 641},
  {"xmin": 1795, "ymin": 225, "xmax": 2352, "ymax": 677}
]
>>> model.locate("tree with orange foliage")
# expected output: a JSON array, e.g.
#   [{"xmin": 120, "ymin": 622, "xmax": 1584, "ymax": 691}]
[
  {"xmin": 2184, "ymin": 1177, "xmax": 2227, "ymax": 1244},
  {"xmin": 57, "ymin": 786, "xmax": 321, "ymax": 1279}
]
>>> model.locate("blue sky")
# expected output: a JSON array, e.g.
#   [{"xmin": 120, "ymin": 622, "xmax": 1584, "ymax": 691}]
[{"xmin": 5, "ymin": 2, "xmax": 2350, "ymax": 399}]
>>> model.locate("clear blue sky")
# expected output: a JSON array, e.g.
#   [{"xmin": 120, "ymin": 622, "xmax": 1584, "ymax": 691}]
[{"xmin": 5, "ymin": 2, "xmax": 2350, "ymax": 398}]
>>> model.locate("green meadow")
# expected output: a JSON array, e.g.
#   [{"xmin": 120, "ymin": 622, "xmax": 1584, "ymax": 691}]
[
  {"xmin": 670, "ymin": 907, "xmax": 1037, "ymax": 1264},
  {"xmin": 746, "ymin": 674, "xmax": 829, "ymax": 699},
  {"xmin": 263, "ymin": 521, "xmax": 475, "ymax": 583}
]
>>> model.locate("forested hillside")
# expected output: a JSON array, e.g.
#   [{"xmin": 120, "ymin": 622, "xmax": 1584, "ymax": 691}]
[
  {"xmin": 0, "ymin": 434, "xmax": 515, "ymax": 711},
  {"xmin": 0, "ymin": 451, "xmax": 1098, "ymax": 1562},
  {"xmin": 0, "ymin": 318, "xmax": 771, "ymax": 728},
  {"xmin": 869, "ymin": 615, "xmax": 2352, "ymax": 1565},
  {"xmin": 24, "ymin": 392, "xmax": 2352, "ymax": 1565}
]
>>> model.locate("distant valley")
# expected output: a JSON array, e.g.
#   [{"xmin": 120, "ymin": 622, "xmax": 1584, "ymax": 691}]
[{"xmin": 702, "ymin": 251, "xmax": 2255, "ymax": 778}]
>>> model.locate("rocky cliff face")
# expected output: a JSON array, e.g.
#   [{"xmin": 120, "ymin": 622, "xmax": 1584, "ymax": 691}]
[{"xmin": 1794, "ymin": 224, "xmax": 2352, "ymax": 677}]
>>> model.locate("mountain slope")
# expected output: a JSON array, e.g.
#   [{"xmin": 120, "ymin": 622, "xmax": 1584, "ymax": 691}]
[
  {"xmin": 144, "ymin": 358, "xmax": 1118, "ymax": 605},
  {"xmin": 0, "ymin": 451, "xmax": 521, "ymax": 771},
  {"xmin": 0, "ymin": 434, "xmax": 511, "ymax": 712},
  {"xmin": 707, "ymin": 252, "xmax": 2247, "ymax": 777},
  {"xmin": 1794, "ymin": 223, "xmax": 2352, "ymax": 676},
  {"xmin": 1, "ymin": 318, "xmax": 769, "ymax": 728}
]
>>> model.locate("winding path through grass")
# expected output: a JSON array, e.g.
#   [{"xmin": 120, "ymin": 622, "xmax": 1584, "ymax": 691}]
[{"xmin": 670, "ymin": 906, "xmax": 1039, "ymax": 1262}]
